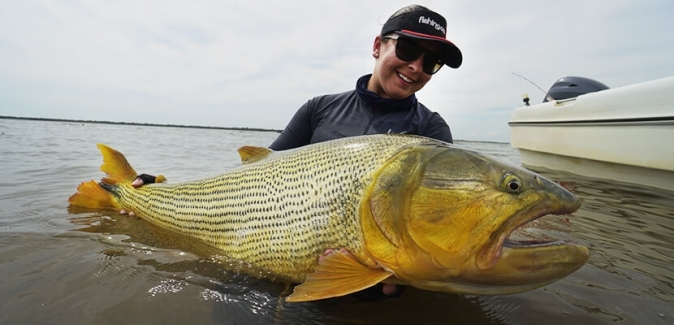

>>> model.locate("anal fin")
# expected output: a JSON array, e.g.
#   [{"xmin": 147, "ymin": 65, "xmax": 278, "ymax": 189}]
[{"xmin": 286, "ymin": 250, "xmax": 392, "ymax": 302}]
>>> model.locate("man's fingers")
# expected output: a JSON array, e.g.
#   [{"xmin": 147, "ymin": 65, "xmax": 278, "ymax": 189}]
[
  {"xmin": 130, "ymin": 174, "xmax": 166, "ymax": 188},
  {"xmin": 136, "ymin": 174, "xmax": 157, "ymax": 184},
  {"xmin": 131, "ymin": 178, "xmax": 145, "ymax": 188},
  {"xmin": 382, "ymin": 283, "xmax": 397, "ymax": 296}
]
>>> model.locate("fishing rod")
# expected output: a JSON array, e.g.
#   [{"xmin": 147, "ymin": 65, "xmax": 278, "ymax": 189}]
[{"xmin": 511, "ymin": 72, "xmax": 553, "ymax": 105}]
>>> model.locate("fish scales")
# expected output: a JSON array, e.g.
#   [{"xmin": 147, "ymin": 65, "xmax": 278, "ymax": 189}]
[{"xmin": 108, "ymin": 135, "xmax": 435, "ymax": 281}]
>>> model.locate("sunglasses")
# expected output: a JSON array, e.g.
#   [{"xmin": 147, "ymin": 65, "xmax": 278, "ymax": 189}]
[{"xmin": 384, "ymin": 35, "xmax": 444, "ymax": 75}]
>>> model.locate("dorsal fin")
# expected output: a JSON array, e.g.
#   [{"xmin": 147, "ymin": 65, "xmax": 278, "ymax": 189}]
[{"xmin": 237, "ymin": 146, "xmax": 273, "ymax": 164}]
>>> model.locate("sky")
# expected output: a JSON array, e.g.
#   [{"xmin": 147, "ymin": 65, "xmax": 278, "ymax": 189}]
[{"xmin": 1, "ymin": 0, "xmax": 673, "ymax": 143}]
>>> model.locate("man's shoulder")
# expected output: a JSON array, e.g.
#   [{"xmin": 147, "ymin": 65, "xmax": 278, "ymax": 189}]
[
  {"xmin": 414, "ymin": 101, "xmax": 434, "ymax": 113},
  {"xmin": 412, "ymin": 102, "xmax": 452, "ymax": 143}
]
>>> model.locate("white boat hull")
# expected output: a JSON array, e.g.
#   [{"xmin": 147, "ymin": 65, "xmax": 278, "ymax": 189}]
[{"xmin": 509, "ymin": 76, "xmax": 674, "ymax": 190}]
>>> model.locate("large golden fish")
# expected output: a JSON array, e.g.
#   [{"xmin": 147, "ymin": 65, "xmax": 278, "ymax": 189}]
[{"xmin": 69, "ymin": 134, "xmax": 589, "ymax": 302}]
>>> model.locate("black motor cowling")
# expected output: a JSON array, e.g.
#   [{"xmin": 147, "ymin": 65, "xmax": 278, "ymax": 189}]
[{"xmin": 544, "ymin": 76, "xmax": 609, "ymax": 102}]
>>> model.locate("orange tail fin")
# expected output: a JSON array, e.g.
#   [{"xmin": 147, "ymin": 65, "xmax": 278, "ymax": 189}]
[
  {"xmin": 97, "ymin": 143, "xmax": 137, "ymax": 184},
  {"xmin": 68, "ymin": 144, "xmax": 137, "ymax": 209},
  {"xmin": 68, "ymin": 180, "xmax": 115, "ymax": 209}
]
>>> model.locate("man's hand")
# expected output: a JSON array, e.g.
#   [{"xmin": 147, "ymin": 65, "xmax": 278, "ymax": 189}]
[
  {"xmin": 131, "ymin": 173, "xmax": 166, "ymax": 188},
  {"xmin": 120, "ymin": 174, "xmax": 165, "ymax": 216}
]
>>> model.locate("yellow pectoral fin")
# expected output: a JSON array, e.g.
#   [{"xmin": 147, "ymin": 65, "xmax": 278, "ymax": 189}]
[{"xmin": 286, "ymin": 251, "xmax": 393, "ymax": 302}]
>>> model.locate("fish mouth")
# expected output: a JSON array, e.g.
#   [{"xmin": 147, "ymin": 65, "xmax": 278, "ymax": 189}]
[
  {"xmin": 481, "ymin": 196, "xmax": 581, "ymax": 264},
  {"xmin": 501, "ymin": 221, "xmax": 578, "ymax": 253},
  {"xmin": 472, "ymin": 194, "xmax": 589, "ymax": 292},
  {"xmin": 507, "ymin": 201, "xmax": 580, "ymax": 252}
]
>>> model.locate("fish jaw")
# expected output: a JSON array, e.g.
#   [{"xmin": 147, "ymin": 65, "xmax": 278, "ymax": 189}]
[
  {"xmin": 464, "ymin": 180, "xmax": 589, "ymax": 294},
  {"xmin": 463, "ymin": 241, "xmax": 589, "ymax": 294},
  {"xmin": 475, "ymin": 179, "xmax": 583, "ymax": 271},
  {"xmin": 361, "ymin": 143, "xmax": 590, "ymax": 295}
]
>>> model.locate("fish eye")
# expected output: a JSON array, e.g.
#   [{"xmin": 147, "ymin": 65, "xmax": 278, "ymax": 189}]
[
  {"xmin": 507, "ymin": 179, "xmax": 521, "ymax": 192},
  {"xmin": 503, "ymin": 174, "xmax": 521, "ymax": 193}
]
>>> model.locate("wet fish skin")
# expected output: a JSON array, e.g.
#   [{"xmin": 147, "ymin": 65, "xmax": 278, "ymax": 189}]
[{"xmin": 69, "ymin": 134, "xmax": 589, "ymax": 301}]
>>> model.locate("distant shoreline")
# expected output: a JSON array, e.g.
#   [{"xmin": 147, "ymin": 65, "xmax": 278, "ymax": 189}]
[
  {"xmin": 1, "ymin": 115, "xmax": 509, "ymax": 144},
  {"xmin": 0, "ymin": 115, "xmax": 282, "ymax": 133}
]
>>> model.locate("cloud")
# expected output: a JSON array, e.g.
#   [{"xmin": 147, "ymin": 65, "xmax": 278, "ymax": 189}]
[{"xmin": 1, "ymin": 0, "xmax": 673, "ymax": 142}]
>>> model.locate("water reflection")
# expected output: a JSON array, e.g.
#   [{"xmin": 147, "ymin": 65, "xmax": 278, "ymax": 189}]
[{"xmin": 68, "ymin": 208, "xmax": 503, "ymax": 325}]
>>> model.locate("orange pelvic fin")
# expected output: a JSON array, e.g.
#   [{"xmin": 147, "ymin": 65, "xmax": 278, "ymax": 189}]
[{"xmin": 286, "ymin": 250, "xmax": 393, "ymax": 302}]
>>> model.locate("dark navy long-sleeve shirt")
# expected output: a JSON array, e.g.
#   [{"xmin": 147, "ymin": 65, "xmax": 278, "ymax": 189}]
[{"xmin": 269, "ymin": 76, "xmax": 453, "ymax": 150}]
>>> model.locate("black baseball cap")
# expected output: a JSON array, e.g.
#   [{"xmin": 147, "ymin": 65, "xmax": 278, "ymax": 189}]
[{"xmin": 381, "ymin": 9, "xmax": 462, "ymax": 69}]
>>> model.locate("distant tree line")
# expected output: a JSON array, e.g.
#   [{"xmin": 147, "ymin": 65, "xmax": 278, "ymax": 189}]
[{"xmin": 0, "ymin": 116, "xmax": 281, "ymax": 133}]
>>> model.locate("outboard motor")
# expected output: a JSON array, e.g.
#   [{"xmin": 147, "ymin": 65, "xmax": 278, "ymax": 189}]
[{"xmin": 544, "ymin": 76, "xmax": 609, "ymax": 102}]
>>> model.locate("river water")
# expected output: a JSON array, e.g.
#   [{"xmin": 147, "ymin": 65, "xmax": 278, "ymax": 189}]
[{"xmin": 1, "ymin": 118, "xmax": 672, "ymax": 325}]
